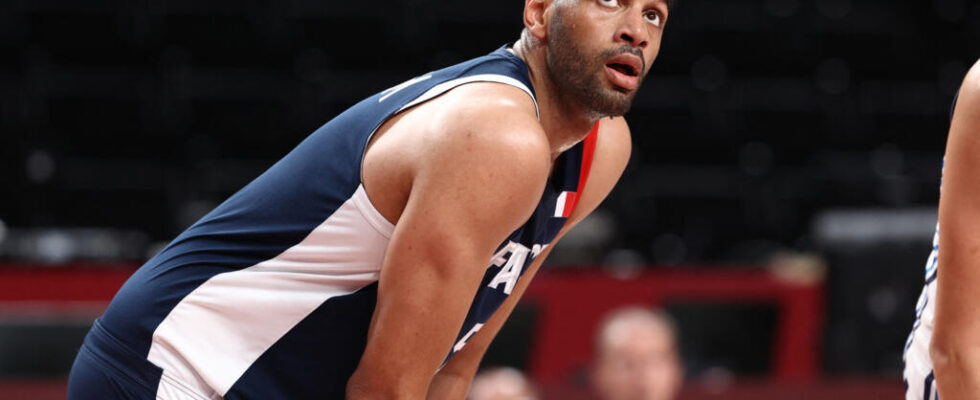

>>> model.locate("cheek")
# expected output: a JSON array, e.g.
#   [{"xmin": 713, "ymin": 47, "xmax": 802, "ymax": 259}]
[{"xmin": 643, "ymin": 43, "xmax": 662, "ymax": 72}]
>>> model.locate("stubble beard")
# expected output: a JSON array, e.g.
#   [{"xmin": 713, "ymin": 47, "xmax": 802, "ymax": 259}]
[{"xmin": 544, "ymin": 12, "xmax": 641, "ymax": 120}]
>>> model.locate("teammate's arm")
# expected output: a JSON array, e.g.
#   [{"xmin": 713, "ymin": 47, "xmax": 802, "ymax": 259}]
[
  {"xmin": 345, "ymin": 86, "xmax": 551, "ymax": 399},
  {"xmin": 426, "ymin": 117, "xmax": 633, "ymax": 399},
  {"xmin": 930, "ymin": 59, "xmax": 980, "ymax": 400}
]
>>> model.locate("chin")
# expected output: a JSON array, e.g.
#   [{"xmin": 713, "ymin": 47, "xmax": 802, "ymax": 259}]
[{"xmin": 593, "ymin": 95, "xmax": 634, "ymax": 118}]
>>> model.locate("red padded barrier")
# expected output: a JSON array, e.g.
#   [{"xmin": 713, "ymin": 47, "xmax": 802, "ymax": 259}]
[
  {"xmin": 0, "ymin": 264, "xmax": 823, "ymax": 384},
  {"xmin": 521, "ymin": 268, "xmax": 824, "ymax": 383}
]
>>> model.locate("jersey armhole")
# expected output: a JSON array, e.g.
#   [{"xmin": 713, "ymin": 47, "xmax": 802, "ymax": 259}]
[{"xmin": 397, "ymin": 74, "xmax": 539, "ymax": 119}]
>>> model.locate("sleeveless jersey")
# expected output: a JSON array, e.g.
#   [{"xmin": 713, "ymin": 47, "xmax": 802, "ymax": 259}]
[
  {"xmin": 95, "ymin": 45, "xmax": 598, "ymax": 400},
  {"xmin": 903, "ymin": 90, "xmax": 959, "ymax": 400}
]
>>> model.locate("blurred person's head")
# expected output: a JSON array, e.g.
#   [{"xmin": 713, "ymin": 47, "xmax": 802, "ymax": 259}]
[
  {"xmin": 591, "ymin": 307, "xmax": 683, "ymax": 400},
  {"xmin": 468, "ymin": 366, "xmax": 539, "ymax": 400}
]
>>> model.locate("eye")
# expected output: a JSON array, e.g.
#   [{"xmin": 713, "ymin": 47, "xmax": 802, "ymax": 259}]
[
  {"xmin": 598, "ymin": 0, "xmax": 620, "ymax": 8},
  {"xmin": 644, "ymin": 10, "xmax": 662, "ymax": 27}
]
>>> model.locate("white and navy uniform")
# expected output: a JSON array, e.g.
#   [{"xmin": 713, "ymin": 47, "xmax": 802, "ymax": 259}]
[
  {"xmin": 904, "ymin": 223, "xmax": 941, "ymax": 400},
  {"xmin": 67, "ymin": 45, "xmax": 599, "ymax": 400},
  {"xmin": 903, "ymin": 91, "xmax": 959, "ymax": 400}
]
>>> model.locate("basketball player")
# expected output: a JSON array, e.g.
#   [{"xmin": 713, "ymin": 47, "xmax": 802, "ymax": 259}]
[
  {"xmin": 67, "ymin": 0, "xmax": 672, "ymax": 398},
  {"xmin": 591, "ymin": 307, "xmax": 683, "ymax": 400},
  {"xmin": 904, "ymin": 59, "xmax": 980, "ymax": 400}
]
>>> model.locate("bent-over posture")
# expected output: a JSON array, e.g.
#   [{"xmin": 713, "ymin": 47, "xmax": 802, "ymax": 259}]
[{"xmin": 67, "ymin": 0, "xmax": 673, "ymax": 398}]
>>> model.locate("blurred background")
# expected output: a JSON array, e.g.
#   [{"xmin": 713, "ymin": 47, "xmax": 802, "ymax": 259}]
[{"xmin": 0, "ymin": 0, "xmax": 977, "ymax": 398}]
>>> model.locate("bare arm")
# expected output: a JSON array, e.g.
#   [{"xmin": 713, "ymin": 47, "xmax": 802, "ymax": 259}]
[
  {"xmin": 426, "ymin": 117, "xmax": 633, "ymax": 399},
  {"xmin": 346, "ymin": 86, "xmax": 551, "ymax": 399},
  {"xmin": 931, "ymin": 59, "xmax": 980, "ymax": 400}
]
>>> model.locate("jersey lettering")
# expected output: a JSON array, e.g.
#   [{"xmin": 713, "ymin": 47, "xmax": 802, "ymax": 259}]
[
  {"xmin": 453, "ymin": 323, "xmax": 484, "ymax": 353},
  {"xmin": 531, "ymin": 243, "xmax": 546, "ymax": 257},
  {"xmin": 487, "ymin": 241, "xmax": 548, "ymax": 295},
  {"xmin": 487, "ymin": 242, "xmax": 528, "ymax": 295}
]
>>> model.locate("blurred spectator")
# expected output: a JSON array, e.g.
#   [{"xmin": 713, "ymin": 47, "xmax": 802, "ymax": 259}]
[
  {"xmin": 591, "ymin": 307, "xmax": 683, "ymax": 400},
  {"xmin": 468, "ymin": 366, "xmax": 539, "ymax": 400}
]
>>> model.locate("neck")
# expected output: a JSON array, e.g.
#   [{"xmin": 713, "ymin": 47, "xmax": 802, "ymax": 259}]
[{"xmin": 512, "ymin": 38, "xmax": 598, "ymax": 159}]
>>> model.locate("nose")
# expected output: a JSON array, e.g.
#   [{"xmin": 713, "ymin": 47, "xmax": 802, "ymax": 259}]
[{"xmin": 615, "ymin": 12, "xmax": 650, "ymax": 49}]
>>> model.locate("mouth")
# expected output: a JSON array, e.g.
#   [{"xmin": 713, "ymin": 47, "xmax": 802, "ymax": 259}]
[
  {"xmin": 606, "ymin": 54, "xmax": 643, "ymax": 93},
  {"xmin": 605, "ymin": 63, "xmax": 639, "ymax": 78},
  {"xmin": 603, "ymin": 53, "xmax": 644, "ymax": 91}
]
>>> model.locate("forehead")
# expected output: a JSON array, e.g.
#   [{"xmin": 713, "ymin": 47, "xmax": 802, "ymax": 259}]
[
  {"xmin": 601, "ymin": 319, "xmax": 673, "ymax": 349},
  {"xmin": 561, "ymin": 0, "xmax": 671, "ymax": 9},
  {"xmin": 649, "ymin": 0, "xmax": 673, "ymax": 11}
]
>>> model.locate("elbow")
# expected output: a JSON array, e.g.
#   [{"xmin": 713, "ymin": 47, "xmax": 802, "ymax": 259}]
[
  {"xmin": 929, "ymin": 331, "xmax": 980, "ymax": 375},
  {"xmin": 346, "ymin": 370, "xmax": 393, "ymax": 400},
  {"xmin": 930, "ymin": 336, "xmax": 955, "ymax": 373},
  {"xmin": 346, "ymin": 373, "xmax": 395, "ymax": 400},
  {"xmin": 346, "ymin": 367, "xmax": 426, "ymax": 400}
]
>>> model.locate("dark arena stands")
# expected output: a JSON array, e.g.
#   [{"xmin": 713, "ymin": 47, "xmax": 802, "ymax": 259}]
[{"xmin": 0, "ymin": 0, "xmax": 977, "ymax": 398}]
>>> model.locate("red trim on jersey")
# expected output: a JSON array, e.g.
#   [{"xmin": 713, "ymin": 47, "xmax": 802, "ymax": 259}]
[
  {"xmin": 567, "ymin": 121, "xmax": 599, "ymax": 215},
  {"xmin": 560, "ymin": 192, "xmax": 577, "ymax": 218}
]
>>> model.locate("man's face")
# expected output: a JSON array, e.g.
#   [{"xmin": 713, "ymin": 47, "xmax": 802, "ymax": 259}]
[{"xmin": 544, "ymin": 0, "xmax": 668, "ymax": 118}]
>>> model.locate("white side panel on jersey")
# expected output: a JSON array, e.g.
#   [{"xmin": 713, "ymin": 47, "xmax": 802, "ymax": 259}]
[
  {"xmin": 904, "ymin": 269, "xmax": 938, "ymax": 400},
  {"xmin": 147, "ymin": 184, "xmax": 394, "ymax": 399},
  {"xmin": 398, "ymin": 73, "xmax": 540, "ymax": 119}
]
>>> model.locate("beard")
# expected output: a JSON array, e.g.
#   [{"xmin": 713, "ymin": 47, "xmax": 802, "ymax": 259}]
[{"xmin": 544, "ymin": 11, "xmax": 645, "ymax": 119}]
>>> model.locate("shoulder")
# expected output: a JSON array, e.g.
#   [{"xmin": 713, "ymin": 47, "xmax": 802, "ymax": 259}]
[
  {"xmin": 427, "ymin": 81, "xmax": 541, "ymax": 137},
  {"xmin": 958, "ymin": 59, "xmax": 980, "ymax": 107},
  {"xmin": 566, "ymin": 117, "xmax": 633, "ymax": 224},
  {"xmin": 412, "ymin": 82, "xmax": 551, "ymax": 178},
  {"xmin": 595, "ymin": 116, "xmax": 633, "ymax": 167},
  {"xmin": 942, "ymin": 59, "xmax": 980, "ymax": 181},
  {"xmin": 392, "ymin": 82, "xmax": 553, "ymax": 240},
  {"xmin": 950, "ymin": 59, "xmax": 980, "ymax": 132}
]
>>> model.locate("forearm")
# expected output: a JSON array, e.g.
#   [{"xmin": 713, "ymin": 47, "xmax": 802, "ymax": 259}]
[{"xmin": 348, "ymin": 261, "xmax": 483, "ymax": 399}]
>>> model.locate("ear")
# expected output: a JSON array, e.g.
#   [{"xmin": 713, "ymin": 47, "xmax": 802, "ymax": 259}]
[{"xmin": 523, "ymin": 0, "xmax": 549, "ymax": 41}]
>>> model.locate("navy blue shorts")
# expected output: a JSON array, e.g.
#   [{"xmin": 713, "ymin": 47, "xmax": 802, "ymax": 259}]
[{"xmin": 67, "ymin": 320, "xmax": 163, "ymax": 400}]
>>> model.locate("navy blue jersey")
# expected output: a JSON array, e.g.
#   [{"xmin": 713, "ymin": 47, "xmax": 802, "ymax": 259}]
[{"xmin": 91, "ymin": 45, "xmax": 597, "ymax": 399}]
